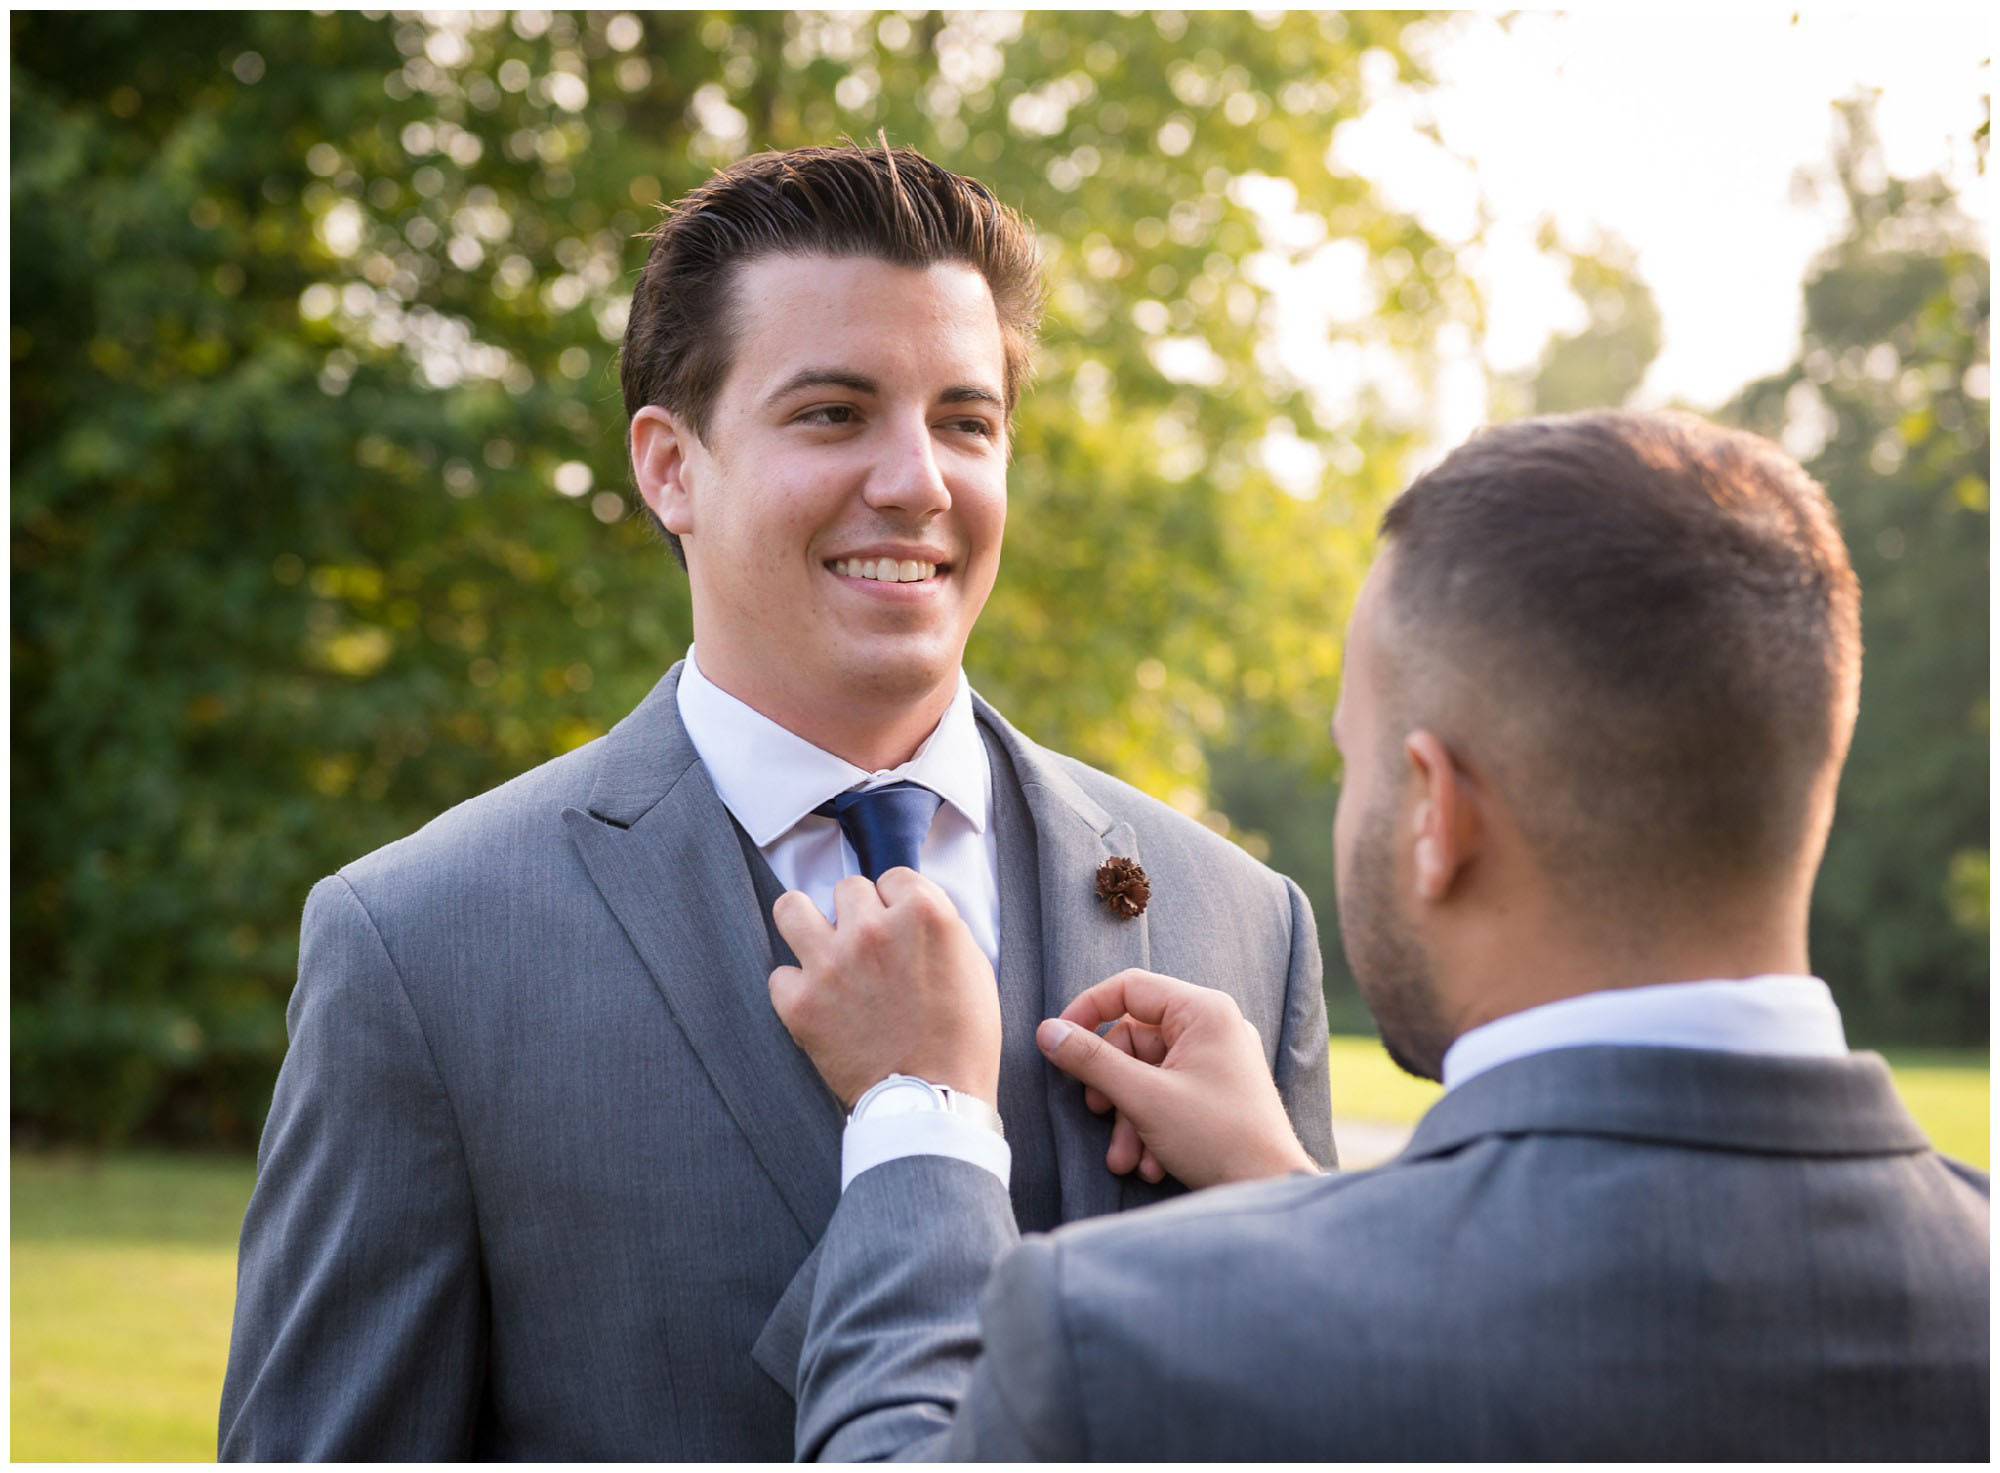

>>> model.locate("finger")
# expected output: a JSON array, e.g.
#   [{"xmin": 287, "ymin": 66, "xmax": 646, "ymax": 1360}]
[
  {"xmin": 873, "ymin": 865, "xmax": 952, "ymax": 910},
  {"xmin": 1084, "ymin": 1019, "xmax": 1139, "ymax": 1114},
  {"xmin": 772, "ymin": 892, "xmax": 834, "ymax": 968},
  {"xmin": 1128, "ymin": 1018, "xmax": 1169, "ymax": 1068},
  {"xmin": 1138, "ymin": 1149, "xmax": 1164, "ymax": 1184},
  {"xmin": 1106, "ymin": 1110, "xmax": 1143, "ymax": 1175},
  {"xmin": 831, "ymin": 873, "xmax": 884, "ymax": 927},
  {"xmin": 1081, "ymin": 1016, "xmax": 1163, "ymax": 1117},
  {"xmin": 875, "ymin": 870, "xmax": 976, "ymax": 947},
  {"xmin": 1056, "ymin": 969, "xmax": 1153, "ymax": 1031},
  {"xmin": 1059, "ymin": 968, "xmax": 1191, "ymax": 1033},
  {"xmin": 766, "ymin": 963, "xmax": 808, "ymax": 1030},
  {"xmin": 1038, "ymin": 1016, "xmax": 1154, "ymax": 1114}
]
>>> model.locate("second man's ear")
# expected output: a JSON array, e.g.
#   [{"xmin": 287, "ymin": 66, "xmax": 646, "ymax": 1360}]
[
  {"xmin": 630, "ymin": 405, "xmax": 698, "ymax": 537},
  {"xmin": 1403, "ymin": 729, "xmax": 1481, "ymax": 904}
]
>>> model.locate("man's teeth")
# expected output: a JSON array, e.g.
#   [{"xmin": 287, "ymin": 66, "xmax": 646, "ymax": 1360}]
[{"xmin": 833, "ymin": 558, "xmax": 938, "ymax": 583}]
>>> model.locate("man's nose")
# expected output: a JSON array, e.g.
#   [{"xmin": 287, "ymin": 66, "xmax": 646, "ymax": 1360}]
[{"xmin": 862, "ymin": 417, "xmax": 952, "ymax": 516}]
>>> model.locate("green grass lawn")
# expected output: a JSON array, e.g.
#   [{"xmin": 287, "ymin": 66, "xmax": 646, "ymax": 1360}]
[
  {"xmin": 12, "ymin": 1153, "xmax": 253, "ymax": 1462},
  {"xmin": 11, "ymin": 1045, "xmax": 1988, "ymax": 1461},
  {"xmin": 1873, "ymin": 1045, "xmax": 1993, "ymax": 1169}
]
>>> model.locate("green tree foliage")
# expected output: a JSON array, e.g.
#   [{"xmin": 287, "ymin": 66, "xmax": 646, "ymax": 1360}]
[
  {"xmin": 1725, "ymin": 99, "xmax": 1989, "ymax": 1043},
  {"xmin": 1499, "ymin": 227, "xmax": 1663, "ymax": 417},
  {"xmin": 12, "ymin": 11, "xmax": 1469, "ymax": 1143}
]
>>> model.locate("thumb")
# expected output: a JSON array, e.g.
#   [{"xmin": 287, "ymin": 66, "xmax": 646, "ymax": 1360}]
[{"xmin": 1038, "ymin": 1018, "xmax": 1156, "ymax": 1116}]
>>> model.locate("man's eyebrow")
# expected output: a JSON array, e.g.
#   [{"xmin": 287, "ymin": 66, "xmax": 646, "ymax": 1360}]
[
  {"xmin": 762, "ymin": 369, "xmax": 877, "ymax": 406},
  {"xmin": 763, "ymin": 371, "xmax": 1005, "ymax": 412},
  {"xmin": 939, "ymin": 384, "xmax": 1005, "ymax": 409}
]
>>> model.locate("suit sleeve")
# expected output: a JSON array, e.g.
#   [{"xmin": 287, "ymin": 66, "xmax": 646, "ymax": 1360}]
[
  {"xmin": 796, "ymin": 1156, "xmax": 1029, "ymax": 1461},
  {"xmin": 1273, "ymin": 875, "xmax": 1336, "ymax": 1168},
  {"xmin": 218, "ymin": 875, "xmax": 485, "ymax": 1459},
  {"xmin": 941, "ymin": 1237, "xmax": 1090, "ymax": 1459}
]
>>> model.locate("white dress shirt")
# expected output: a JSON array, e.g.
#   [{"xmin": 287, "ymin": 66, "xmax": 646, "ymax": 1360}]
[
  {"xmin": 675, "ymin": 647, "xmax": 1001, "ymax": 969},
  {"xmin": 1440, "ymin": 973, "xmax": 1848, "ymax": 1091},
  {"xmin": 675, "ymin": 648, "xmax": 1011, "ymax": 1188}
]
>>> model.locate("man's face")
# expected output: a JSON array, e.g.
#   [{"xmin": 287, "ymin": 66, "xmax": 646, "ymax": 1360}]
[
  {"xmin": 662, "ymin": 252, "xmax": 1009, "ymax": 727},
  {"xmin": 1332, "ymin": 554, "xmax": 1453, "ymax": 1081}
]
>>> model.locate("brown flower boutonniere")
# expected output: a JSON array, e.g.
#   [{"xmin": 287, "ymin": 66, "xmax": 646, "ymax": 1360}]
[{"xmin": 1094, "ymin": 856, "xmax": 1150, "ymax": 918}]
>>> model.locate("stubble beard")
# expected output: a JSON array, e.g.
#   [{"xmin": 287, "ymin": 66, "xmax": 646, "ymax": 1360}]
[{"xmin": 1339, "ymin": 783, "xmax": 1454, "ymax": 1083}]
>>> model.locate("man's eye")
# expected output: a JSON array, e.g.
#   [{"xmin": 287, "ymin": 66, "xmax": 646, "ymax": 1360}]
[
  {"xmin": 945, "ymin": 417, "xmax": 996, "ymax": 438},
  {"xmin": 800, "ymin": 404, "xmax": 858, "ymax": 425}
]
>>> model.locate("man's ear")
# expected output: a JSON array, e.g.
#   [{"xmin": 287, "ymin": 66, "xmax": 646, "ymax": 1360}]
[
  {"xmin": 630, "ymin": 405, "xmax": 699, "ymax": 537},
  {"xmin": 1404, "ymin": 729, "xmax": 1481, "ymax": 903}
]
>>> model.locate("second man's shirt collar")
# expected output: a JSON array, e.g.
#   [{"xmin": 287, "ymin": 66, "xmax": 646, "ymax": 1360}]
[{"xmin": 1440, "ymin": 974, "xmax": 1848, "ymax": 1092}]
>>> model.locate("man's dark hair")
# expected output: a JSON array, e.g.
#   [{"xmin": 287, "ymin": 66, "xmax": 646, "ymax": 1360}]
[
  {"xmin": 620, "ymin": 142, "xmax": 1044, "ymax": 564},
  {"xmin": 1377, "ymin": 409, "xmax": 1861, "ymax": 914}
]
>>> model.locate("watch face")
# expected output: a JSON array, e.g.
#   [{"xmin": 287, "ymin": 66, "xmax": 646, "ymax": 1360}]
[{"xmin": 860, "ymin": 1077, "xmax": 945, "ymax": 1118}]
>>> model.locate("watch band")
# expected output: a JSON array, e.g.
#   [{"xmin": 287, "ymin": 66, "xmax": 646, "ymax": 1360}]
[{"xmin": 849, "ymin": 1072, "xmax": 1004, "ymax": 1138}]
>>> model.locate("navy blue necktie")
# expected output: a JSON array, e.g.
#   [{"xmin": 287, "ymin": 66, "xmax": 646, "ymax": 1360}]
[{"xmin": 817, "ymin": 781, "xmax": 942, "ymax": 881}]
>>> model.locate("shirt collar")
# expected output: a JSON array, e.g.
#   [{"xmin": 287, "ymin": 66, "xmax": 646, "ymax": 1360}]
[
  {"xmin": 1440, "ymin": 974, "xmax": 1848, "ymax": 1093},
  {"xmin": 675, "ymin": 646, "xmax": 990, "ymax": 848}
]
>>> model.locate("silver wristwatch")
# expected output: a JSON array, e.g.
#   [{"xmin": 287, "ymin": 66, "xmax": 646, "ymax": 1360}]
[{"xmin": 848, "ymin": 1073, "xmax": 1004, "ymax": 1138}]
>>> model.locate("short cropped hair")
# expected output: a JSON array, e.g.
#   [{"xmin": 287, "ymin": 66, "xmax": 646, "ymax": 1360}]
[
  {"xmin": 620, "ymin": 143, "xmax": 1044, "ymax": 562},
  {"xmin": 1377, "ymin": 410, "xmax": 1861, "ymax": 912}
]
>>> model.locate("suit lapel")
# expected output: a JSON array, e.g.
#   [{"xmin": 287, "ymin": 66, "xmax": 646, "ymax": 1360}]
[
  {"xmin": 563, "ymin": 664, "xmax": 841, "ymax": 1244},
  {"xmin": 978, "ymin": 698, "xmax": 1150, "ymax": 1223}
]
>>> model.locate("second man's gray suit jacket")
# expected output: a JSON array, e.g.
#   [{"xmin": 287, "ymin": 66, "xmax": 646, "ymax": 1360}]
[
  {"xmin": 797, "ymin": 1044, "xmax": 1990, "ymax": 1460},
  {"xmin": 218, "ymin": 662, "xmax": 1334, "ymax": 1459}
]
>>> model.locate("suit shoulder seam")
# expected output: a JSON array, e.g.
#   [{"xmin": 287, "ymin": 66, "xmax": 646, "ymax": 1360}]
[
  {"xmin": 1272, "ymin": 875, "xmax": 1303, "ymax": 1060},
  {"xmin": 1273, "ymin": 874, "xmax": 1317, "ymax": 1053}
]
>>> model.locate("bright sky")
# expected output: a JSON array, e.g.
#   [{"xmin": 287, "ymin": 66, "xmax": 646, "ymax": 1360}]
[{"xmin": 1312, "ymin": 7, "xmax": 1991, "ymax": 449}]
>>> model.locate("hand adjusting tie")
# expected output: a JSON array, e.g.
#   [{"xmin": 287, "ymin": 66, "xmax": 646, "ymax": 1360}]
[{"xmin": 815, "ymin": 781, "xmax": 942, "ymax": 881}]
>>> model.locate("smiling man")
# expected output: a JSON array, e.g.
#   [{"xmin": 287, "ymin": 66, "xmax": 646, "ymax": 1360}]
[{"xmin": 218, "ymin": 143, "xmax": 1334, "ymax": 1460}]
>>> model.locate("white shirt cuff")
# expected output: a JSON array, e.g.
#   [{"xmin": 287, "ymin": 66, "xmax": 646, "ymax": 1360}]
[{"xmin": 841, "ymin": 1109, "xmax": 1012, "ymax": 1192}]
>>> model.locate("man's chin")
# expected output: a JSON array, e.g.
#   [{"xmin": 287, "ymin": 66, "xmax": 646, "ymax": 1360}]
[
  {"xmin": 1378, "ymin": 1026, "xmax": 1444, "ymax": 1084},
  {"xmin": 833, "ymin": 637, "xmax": 968, "ymax": 705}
]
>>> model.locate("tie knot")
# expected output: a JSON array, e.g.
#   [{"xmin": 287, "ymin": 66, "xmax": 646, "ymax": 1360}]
[{"xmin": 817, "ymin": 781, "xmax": 942, "ymax": 881}]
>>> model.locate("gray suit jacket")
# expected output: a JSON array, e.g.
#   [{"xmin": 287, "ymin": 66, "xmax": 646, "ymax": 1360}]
[
  {"xmin": 798, "ymin": 1045, "xmax": 1990, "ymax": 1460},
  {"xmin": 219, "ymin": 663, "xmax": 1332, "ymax": 1459}
]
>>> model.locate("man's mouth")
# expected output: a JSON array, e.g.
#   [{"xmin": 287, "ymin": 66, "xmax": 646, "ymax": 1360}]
[{"xmin": 830, "ymin": 557, "xmax": 943, "ymax": 584}]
